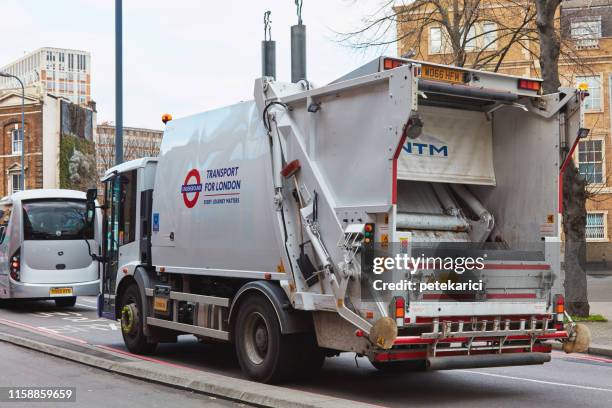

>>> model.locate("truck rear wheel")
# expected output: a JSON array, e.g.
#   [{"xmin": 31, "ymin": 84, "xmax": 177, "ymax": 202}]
[
  {"xmin": 234, "ymin": 294, "xmax": 307, "ymax": 383},
  {"xmin": 120, "ymin": 283, "xmax": 157, "ymax": 354}
]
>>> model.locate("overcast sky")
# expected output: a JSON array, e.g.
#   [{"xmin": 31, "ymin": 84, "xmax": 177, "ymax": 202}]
[{"xmin": 1, "ymin": 0, "xmax": 394, "ymax": 130}]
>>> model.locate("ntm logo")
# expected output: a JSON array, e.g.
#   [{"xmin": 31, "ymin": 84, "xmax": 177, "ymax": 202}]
[{"xmin": 403, "ymin": 142, "xmax": 448, "ymax": 157}]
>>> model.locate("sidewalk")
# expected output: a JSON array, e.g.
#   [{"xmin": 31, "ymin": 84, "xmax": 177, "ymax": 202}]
[
  {"xmin": 581, "ymin": 300, "xmax": 612, "ymax": 355},
  {"xmin": 552, "ymin": 276, "xmax": 612, "ymax": 357}
]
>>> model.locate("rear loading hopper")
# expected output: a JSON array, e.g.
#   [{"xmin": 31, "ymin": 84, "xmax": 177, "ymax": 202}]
[{"xmin": 256, "ymin": 57, "xmax": 582, "ymax": 365}]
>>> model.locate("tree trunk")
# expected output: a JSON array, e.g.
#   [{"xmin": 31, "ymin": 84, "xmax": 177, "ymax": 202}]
[
  {"xmin": 562, "ymin": 163, "xmax": 590, "ymax": 317},
  {"xmin": 536, "ymin": 0, "xmax": 589, "ymax": 316},
  {"xmin": 535, "ymin": 0, "xmax": 561, "ymax": 94}
]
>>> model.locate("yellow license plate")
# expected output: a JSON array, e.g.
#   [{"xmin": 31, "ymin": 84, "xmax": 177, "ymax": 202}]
[
  {"xmin": 154, "ymin": 297, "xmax": 168, "ymax": 312},
  {"xmin": 50, "ymin": 287, "xmax": 73, "ymax": 297},
  {"xmin": 421, "ymin": 65, "xmax": 464, "ymax": 84}
]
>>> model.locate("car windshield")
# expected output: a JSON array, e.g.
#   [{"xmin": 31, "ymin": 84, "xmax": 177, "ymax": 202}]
[{"xmin": 22, "ymin": 199, "xmax": 93, "ymax": 240}]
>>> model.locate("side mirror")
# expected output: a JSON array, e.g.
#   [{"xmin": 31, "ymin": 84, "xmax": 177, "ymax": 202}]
[{"xmin": 86, "ymin": 188, "xmax": 97, "ymax": 224}]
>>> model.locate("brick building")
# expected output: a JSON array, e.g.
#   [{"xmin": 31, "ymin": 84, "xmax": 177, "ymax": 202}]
[
  {"xmin": 0, "ymin": 86, "xmax": 96, "ymax": 196},
  {"xmin": 395, "ymin": 0, "xmax": 612, "ymax": 262}
]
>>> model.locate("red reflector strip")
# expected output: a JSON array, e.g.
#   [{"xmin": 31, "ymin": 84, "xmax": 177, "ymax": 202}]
[
  {"xmin": 393, "ymin": 331, "xmax": 568, "ymax": 345},
  {"xmin": 414, "ymin": 314, "xmax": 552, "ymax": 324},
  {"xmin": 485, "ymin": 293, "xmax": 537, "ymax": 299},
  {"xmin": 374, "ymin": 351, "xmax": 427, "ymax": 362}
]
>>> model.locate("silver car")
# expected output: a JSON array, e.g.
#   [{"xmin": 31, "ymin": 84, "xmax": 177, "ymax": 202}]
[{"xmin": 0, "ymin": 189, "xmax": 101, "ymax": 307}]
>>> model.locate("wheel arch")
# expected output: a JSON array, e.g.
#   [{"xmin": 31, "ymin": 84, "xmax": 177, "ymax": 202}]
[
  {"xmin": 228, "ymin": 281, "xmax": 313, "ymax": 341},
  {"xmin": 116, "ymin": 267, "xmax": 156, "ymax": 336}
]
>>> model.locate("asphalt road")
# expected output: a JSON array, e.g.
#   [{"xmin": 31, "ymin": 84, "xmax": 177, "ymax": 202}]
[
  {"xmin": 0, "ymin": 342, "xmax": 238, "ymax": 408},
  {"xmin": 0, "ymin": 276, "xmax": 611, "ymax": 407}
]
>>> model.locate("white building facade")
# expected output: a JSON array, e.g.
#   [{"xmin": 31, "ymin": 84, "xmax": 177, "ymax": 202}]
[{"xmin": 0, "ymin": 47, "xmax": 91, "ymax": 106}]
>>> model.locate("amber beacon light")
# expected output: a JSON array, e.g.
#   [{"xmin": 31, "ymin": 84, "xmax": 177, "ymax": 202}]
[{"xmin": 161, "ymin": 113, "xmax": 173, "ymax": 124}]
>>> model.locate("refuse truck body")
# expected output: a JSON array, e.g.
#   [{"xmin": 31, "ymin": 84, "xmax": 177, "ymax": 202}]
[{"xmin": 95, "ymin": 57, "xmax": 587, "ymax": 383}]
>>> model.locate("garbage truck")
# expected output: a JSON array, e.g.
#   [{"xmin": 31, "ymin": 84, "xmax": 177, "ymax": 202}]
[{"xmin": 92, "ymin": 56, "xmax": 589, "ymax": 383}]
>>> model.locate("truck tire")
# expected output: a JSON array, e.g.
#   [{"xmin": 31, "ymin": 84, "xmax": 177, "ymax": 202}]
[
  {"xmin": 234, "ymin": 294, "xmax": 301, "ymax": 383},
  {"xmin": 371, "ymin": 360, "xmax": 426, "ymax": 372},
  {"xmin": 119, "ymin": 283, "xmax": 157, "ymax": 354},
  {"xmin": 55, "ymin": 297, "xmax": 77, "ymax": 307}
]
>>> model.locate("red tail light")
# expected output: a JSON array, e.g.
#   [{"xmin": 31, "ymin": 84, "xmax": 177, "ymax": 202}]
[
  {"xmin": 553, "ymin": 294, "xmax": 565, "ymax": 330},
  {"xmin": 383, "ymin": 58, "xmax": 406, "ymax": 70},
  {"xmin": 518, "ymin": 79, "xmax": 541, "ymax": 92},
  {"xmin": 9, "ymin": 250, "xmax": 20, "ymax": 281},
  {"xmin": 391, "ymin": 296, "xmax": 406, "ymax": 326}
]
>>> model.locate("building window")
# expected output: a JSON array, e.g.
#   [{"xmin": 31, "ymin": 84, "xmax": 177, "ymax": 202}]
[
  {"xmin": 465, "ymin": 25, "xmax": 477, "ymax": 51},
  {"xmin": 11, "ymin": 128, "xmax": 22, "ymax": 155},
  {"xmin": 576, "ymin": 75, "xmax": 602, "ymax": 111},
  {"xmin": 482, "ymin": 22, "xmax": 497, "ymax": 49},
  {"xmin": 586, "ymin": 212, "xmax": 606, "ymax": 241},
  {"xmin": 9, "ymin": 173, "xmax": 23, "ymax": 194},
  {"xmin": 578, "ymin": 139, "xmax": 604, "ymax": 184},
  {"xmin": 571, "ymin": 18, "xmax": 601, "ymax": 48},
  {"xmin": 429, "ymin": 27, "xmax": 442, "ymax": 54}
]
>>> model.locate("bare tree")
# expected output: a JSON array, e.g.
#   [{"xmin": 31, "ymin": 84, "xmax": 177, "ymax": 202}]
[
  {"xmin": 535, "ymin": 0, "xmax": 589, "ymax": 317},
  {"xmin": 340, "ymin": 0, "xmax": 538, "ymax": 70},
  {"xmin": 95, "ymin": 125, "xmax": 162, "ymax": 187}
]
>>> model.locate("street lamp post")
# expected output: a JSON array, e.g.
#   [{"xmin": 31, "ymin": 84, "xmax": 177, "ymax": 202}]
[
  {"xmin": 0, "ymin": 72, "xmax": 26, "ymax": 191},
  {"xmin": 115, "ymin": 0, "xmax": 123, "ymax": 165}
]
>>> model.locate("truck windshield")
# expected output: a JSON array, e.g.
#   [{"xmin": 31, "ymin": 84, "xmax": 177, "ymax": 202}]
[{"xmin": 22, "ymin": 199, "xmax": 93, "ymax": 240}]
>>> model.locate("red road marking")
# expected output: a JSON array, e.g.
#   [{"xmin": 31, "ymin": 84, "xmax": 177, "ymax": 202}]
[
  {"xmin": 95, "ymin": 344, "xmax": 198, "ymax": 371},
  {"xmin": 0, "ymin": 317, "xmax": 88, "ymax": 345},
  {"xmin": 553, "ymin": 350, "xmax": 612, "ymax": 364}
]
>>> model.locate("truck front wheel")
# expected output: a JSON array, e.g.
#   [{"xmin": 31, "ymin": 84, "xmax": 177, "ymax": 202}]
[
  {"xmin": 119, "ymin": 283, "xmax": 157, "ymax": 354},
  {"xmin": 234, "ymin": 294, "xmax": 301, "ymax": 383}
]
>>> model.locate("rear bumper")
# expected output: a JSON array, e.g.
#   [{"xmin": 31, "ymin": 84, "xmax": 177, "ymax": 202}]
[
  {"xmin": 8, "ymin": 278, "xmax": 99, "ymax": 299},
  {"xmin": 372, "ymin": 331, "xmax": 567, "ymax": 368},
  {"xmin": 393, "ymin": 330, "xmax": 568, "ymax": 345},
  {"xmin": 426, "ymin": 352, "xmax": 551, "ymax": 370}
]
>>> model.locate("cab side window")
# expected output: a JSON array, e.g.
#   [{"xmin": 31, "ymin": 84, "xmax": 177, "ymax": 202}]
[{"xmin": 119, "ymin": 170, "xmax": 137, "ymax": 245}]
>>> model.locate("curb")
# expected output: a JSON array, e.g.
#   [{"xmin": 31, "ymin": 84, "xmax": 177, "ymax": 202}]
[
  {"xmin": 0, "ymin": 330, "xmax": 376, "ymax": 408},
  {"xmin": 550, "ymin": 342, "xmax": 612, "ymax": 358}
]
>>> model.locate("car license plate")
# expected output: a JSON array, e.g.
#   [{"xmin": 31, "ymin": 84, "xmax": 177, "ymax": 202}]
[
  {"xmin": 50, "ymin": 287, "xmax": 73, "ymax": 297},
  {"xmin": 154, "ymin": 297, "xmax": 168, "ymax": 312},
  {"xmin": 421, "ymin": 65, "xmax": 464, "ymax": 84}
]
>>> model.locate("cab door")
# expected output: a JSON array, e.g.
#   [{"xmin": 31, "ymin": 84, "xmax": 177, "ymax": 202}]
[
  {"xmin": 100, "ymin": 175, "xmax": 121, "ymax": 317},
  {"xmin": 100, "ymin": 170, "xmax": 138, "ymax": 318}
]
